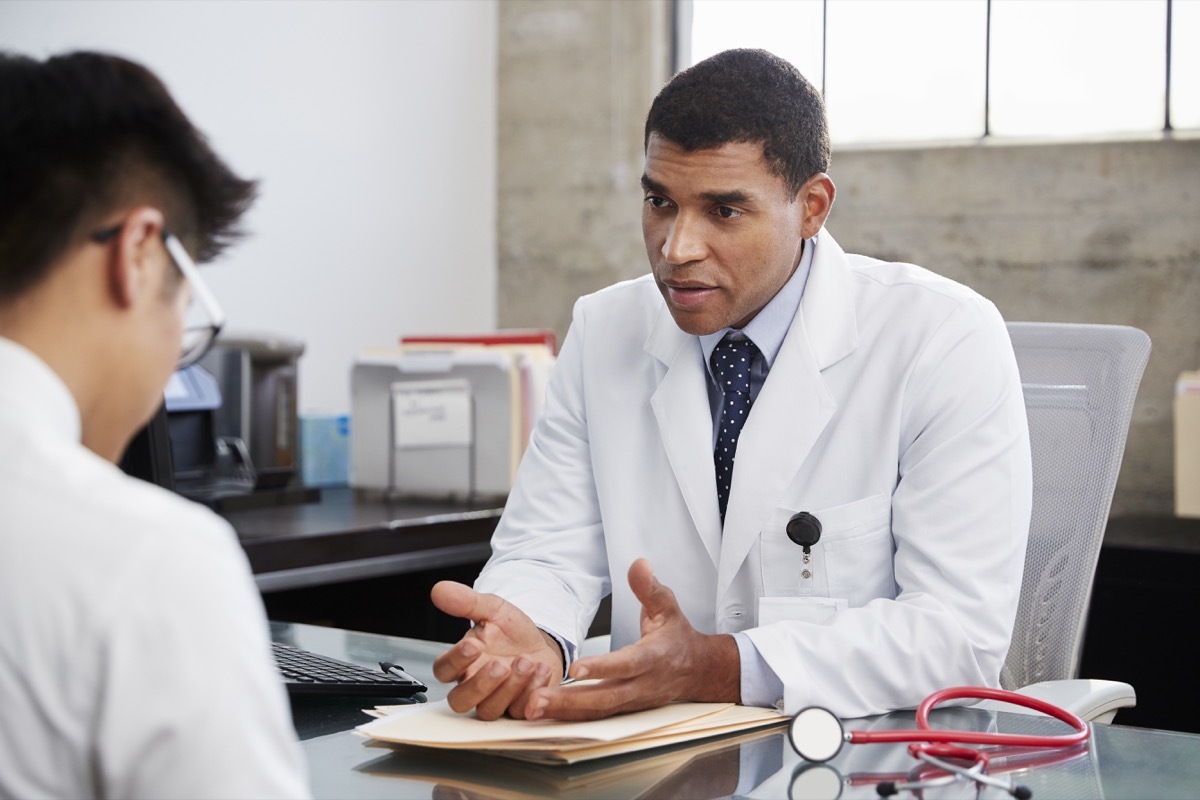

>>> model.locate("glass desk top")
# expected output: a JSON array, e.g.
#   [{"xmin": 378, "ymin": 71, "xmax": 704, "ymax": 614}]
[{"xmin": 273, "ymin": 622, "xmax": 1200, "ymax": 799}]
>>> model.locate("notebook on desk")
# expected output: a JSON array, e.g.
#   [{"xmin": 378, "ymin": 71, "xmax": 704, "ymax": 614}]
[{"xmin": 271, "ymin": 641, "xmax": 427, "ymax": 698}]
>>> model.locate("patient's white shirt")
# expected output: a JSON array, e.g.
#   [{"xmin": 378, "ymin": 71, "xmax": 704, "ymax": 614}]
[{"xmin": 0, "ymin": 337, "xmax": 309, "ymax": 799}]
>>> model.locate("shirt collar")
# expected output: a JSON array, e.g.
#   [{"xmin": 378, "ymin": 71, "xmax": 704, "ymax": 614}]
[
  {"xmin": 700, "ymin": 235, "xmax": 817, "ymax": 374},
  {"xmin": 0, "ymin": 336, "xmax": 82, "ymax": 444}
]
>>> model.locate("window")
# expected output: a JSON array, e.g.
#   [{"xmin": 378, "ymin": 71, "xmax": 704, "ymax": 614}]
[
  {"xmin": 989, "ymin": 0, "xmax": 1165, "ymax": 137},
  {"xmin": 825, "ymin": 0, "xmax": 985, "ymax": 143},
  {"xmin": 688, "ymin": 0, "xmax": 824, "ymax": 83},
  {"xmin": 682, "ymin": 0, "xmax": 1193, "ymax": 145},
  {"xmin": 1172, "ymin": 0, "xmax": 1200, "ymax": 130}
]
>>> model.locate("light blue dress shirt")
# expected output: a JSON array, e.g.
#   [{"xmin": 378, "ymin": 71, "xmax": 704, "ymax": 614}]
[{"xmin": 700, "ymin": 236, "xmax": 816, "ymax": 709}]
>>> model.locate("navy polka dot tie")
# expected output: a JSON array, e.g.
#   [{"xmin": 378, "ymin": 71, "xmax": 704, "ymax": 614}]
[{"xmin": 712, "ymin": 334, "xmax": 759, "ymax": 524}]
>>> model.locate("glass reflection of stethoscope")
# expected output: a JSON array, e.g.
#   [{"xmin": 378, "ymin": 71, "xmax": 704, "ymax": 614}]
[
  {"xmin": 787, "ymin": 742, "xmax": 1093, "ymax": 800},
  {"xmin": 787, "ymin": 686, "xmax": 1091, "ymax": 799}
]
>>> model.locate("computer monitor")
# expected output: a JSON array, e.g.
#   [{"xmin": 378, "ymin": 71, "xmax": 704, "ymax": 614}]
[
  {"xmin": 120, "ymin": 368, "xmax": 307, "ymax": 508},
  {"xmin": 118, "ymin": 401, "xmax": 175, "ymax": 491},
  {"xmin": 117, "ymin": 368, "xmax": 227, "ymax": 493},
  {"xmin": 162, "ymin": 366, "xmax": 222, "ymax": 483}
]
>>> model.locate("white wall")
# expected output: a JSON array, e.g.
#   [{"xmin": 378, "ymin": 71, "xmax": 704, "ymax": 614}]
[{"xmin": 0, "ymin": 0, "xmax": 498, "ymax": 415}]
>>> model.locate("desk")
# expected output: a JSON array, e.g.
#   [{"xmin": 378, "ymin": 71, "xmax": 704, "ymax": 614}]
[
  {"xmin": 225, "ymin": 489, "xmax": 502, "ymax": 642},
  {"xmin": 236, "ymin": 497, "xmax": 1188, "ymax": 729},
  {"xmin": 1080, "ymin": 515, "xmax": 1200, "ymax": 734},
  {"xmin": 275, "ymin": 621, "xmax": 1200, "ymax": 800},
  {"xmin": 225, "ymin": 487, "xmax": 503, "ymax": 593}
]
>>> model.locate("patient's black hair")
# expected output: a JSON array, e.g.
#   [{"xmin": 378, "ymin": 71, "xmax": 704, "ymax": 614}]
[{"xmin": 0, "ymin": 50, "xmax": 257, "ymax": 297}]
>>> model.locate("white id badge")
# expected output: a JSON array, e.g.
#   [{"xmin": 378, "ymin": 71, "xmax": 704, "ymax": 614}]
[{"xmin": 757, "ymin": 595, "xmax": 848, "ymax": 627}]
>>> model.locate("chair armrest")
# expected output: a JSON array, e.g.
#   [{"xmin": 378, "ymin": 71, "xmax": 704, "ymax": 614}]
[{"xmin": 973, "ymin": 679, "xmax": 1136, "ymax": 724}]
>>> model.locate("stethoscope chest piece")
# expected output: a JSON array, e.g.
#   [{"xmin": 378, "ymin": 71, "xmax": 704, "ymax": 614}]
[
  {"xmin": 788, "ymin": 706, "xmax": 846, "ymax": 763},
  {"xmin": 789, "ymin": 763, "xmax": 844, "ymax": 800}
]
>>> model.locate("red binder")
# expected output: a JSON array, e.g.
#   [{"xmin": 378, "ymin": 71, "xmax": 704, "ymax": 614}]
[{"xmin": 399, "ymin": 329, "xmax": 558, "ymax": 356}]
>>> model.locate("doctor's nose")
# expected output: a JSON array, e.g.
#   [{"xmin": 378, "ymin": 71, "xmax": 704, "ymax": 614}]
[{"xmin": 663, "ymin": 213, "xmax": 708, "ymax": 266}]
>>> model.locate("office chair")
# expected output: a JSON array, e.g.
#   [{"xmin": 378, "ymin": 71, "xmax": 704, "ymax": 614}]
[
  {"xmin": 584, "ymin": 323, "xmax": 1151, "ymax": 723},
  {"xmin": 980, "ymin": 322, "xmax": 1151, "ymax": 724}
]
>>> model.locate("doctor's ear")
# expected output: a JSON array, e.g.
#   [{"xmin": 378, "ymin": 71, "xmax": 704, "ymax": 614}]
[
  {"xmin": 106, "ymin": 206, "xmax": 168, "ymax": 310},
  {"xmin": 797, "ymin": 174, "xmax": 835, "ymax": 240}
]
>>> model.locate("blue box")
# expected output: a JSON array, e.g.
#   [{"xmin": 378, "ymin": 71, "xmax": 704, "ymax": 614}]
[{"xmin": 300, "ymin": 413, "xmax": 350, "ymax": 487}]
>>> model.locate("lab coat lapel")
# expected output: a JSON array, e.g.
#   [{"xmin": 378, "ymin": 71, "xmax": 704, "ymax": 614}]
[
  {"xmin": 646, "ymin": 309, "xmax": 722, "ymax": 568},
  {"xmin": 716, "ymin": 231, "xmax": 859, "ymax": 601}
]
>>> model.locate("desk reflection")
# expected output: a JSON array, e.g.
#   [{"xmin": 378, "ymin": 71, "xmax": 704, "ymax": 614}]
[
  {"xmin": 279, "ymin": 623, "xmax": 1200, "ymax": 800},
  {"xmin": 303, "ymin": 723, "xmax": 1102, "ymax": 800},
  {"xmin": 349, "ymin": 728, "xmax": 779, "ymax": 800},
  {"xmin": 742, "ymin": 711, "xmax": 1101, "ymax": 800}
]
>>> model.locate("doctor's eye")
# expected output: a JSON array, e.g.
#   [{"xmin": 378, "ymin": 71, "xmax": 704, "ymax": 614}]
[{"xmin": 644, "ymin": 194, "xmax": 672, "ymax": 210}]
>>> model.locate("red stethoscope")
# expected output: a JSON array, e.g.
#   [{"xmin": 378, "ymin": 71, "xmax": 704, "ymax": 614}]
[{"xmin": 788, "ymin": 686, "xmax": 1091, "ymax": 798}]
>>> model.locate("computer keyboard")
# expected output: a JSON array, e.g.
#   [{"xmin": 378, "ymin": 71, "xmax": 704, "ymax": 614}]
[{"xmin": 272, "ymin": 641, "xmax": 427, "ymax": 698}]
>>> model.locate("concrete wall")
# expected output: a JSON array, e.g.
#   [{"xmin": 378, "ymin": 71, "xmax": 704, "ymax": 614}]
[
  {"xmin": 829, "ymin": 139, "xmax": 1200, "ymax": 516},
  {"xmin": 497, "ymin": 0, "xmax": 669, "ymax": 339},
  {"xmin": 496, "ymin": 2, "xmax": 1200, "ymax": 516}
]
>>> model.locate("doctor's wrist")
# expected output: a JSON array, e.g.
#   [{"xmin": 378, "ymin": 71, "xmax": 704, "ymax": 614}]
[
  {"xmin": 689, "ymin": 633, "xmax": 741, "ymax": 704},
  {"xmin": 537, "ymin": 628, "xmax": 567, "ymax": 682}
]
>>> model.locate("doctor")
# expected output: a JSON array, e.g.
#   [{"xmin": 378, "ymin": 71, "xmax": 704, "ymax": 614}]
[{"xmin": 431, "ymin": 48, "xmax": 1032, "ymax": 722}]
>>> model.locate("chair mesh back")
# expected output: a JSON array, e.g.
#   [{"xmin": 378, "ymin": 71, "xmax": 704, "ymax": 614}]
[{"xmin": 1001, "ymin": 322, "xmax": 1150, "ymax": 689}]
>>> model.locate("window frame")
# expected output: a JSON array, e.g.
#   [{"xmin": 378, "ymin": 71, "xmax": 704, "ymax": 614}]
[{"xmin": 675, "ymin": 0, "xmax": 1192, "ymax": 148}]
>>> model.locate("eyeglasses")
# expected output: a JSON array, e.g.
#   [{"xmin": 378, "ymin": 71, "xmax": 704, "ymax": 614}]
[{"xmin": 91, "ymin": 224, "xmax": 226, "ymax": 368}]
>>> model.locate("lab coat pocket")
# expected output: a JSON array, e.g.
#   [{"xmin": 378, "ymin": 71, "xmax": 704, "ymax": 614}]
[
  {"xmin": 758, "ymin": 595, "xmax": 848, "ymax": 626},
  {"xmin": 819, "ymin": 494, "xmax": 896, "ymax": 605},
  {"xmin": 759, "ymin": 494, "xmax": 891, "ymax": 605}
]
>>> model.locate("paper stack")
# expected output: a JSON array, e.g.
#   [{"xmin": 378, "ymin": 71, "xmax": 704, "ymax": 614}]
[
  {"xmin": 355, "ymin": 698, "xmax": 787, "ymax": 765},
  {"xmin": 348, "ymin": 329, "xmax": 557, "ymax": 500},
  {"xmin": 354, "ymin": 725, "xmax": 778, "ymax": 799},
  {"xmin": 398, "ymin": 330, "xmax": 558, "ymax": 464}
]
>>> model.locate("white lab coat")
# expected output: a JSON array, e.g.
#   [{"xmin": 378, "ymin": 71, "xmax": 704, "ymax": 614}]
[{"xmin": 474, "ymin": 231, "xmax": 1032, "ymax": 718}]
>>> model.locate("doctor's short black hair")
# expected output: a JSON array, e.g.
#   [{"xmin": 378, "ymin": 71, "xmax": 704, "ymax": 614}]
[
  {"xmin": 0, "ymin": 50, "xmax": 257, "ymax": 298},
  {"xmin": 644, "ymin": 48, "xmax": 830, "ymax": 196}
]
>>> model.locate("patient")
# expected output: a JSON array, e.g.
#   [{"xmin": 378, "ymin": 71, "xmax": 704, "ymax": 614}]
[{"xmin": 0, "ymin": 50, "xmax": 310, "ymax": 798}]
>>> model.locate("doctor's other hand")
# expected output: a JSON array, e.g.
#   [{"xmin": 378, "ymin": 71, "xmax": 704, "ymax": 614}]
[
  {"xmin": 525, "ymin": 558, "xmax": 741, "ymax": 721},
  {"xmin": 430, "ymin": 581, "xmax": 564, "ymax": 720}
]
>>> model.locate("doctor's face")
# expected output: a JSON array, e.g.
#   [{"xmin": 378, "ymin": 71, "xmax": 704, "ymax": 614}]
[{"xmin": 642, "ymin": 134, "xmax": 832, "ymax": 336}]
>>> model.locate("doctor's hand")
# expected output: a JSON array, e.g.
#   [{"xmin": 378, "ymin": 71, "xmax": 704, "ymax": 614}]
[
  {"xmin": 429, "ymin": 581, "xmax": 564, "ymax": 721},
  {"xmin": 524, "ymin": 558, "xmax": 741, "ymax": 721}
]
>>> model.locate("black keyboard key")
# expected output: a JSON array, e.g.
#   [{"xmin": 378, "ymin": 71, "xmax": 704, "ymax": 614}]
[{"xmin": 271, "ymin": 641, "xmax": 427, "ymax": 698}]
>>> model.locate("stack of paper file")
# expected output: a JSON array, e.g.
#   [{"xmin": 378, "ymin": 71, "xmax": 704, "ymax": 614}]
[
  {"xmin": 355, "ymin": 697, "xmax": 787, "ymax": 765},
  {"xmin": 398, "ymin": 330, "xmax": 557, "ymax": 461},
  {"xmin": 349, "ymin": 330, "xmax": 556, "ymax": 501},
  {"xmin": 352, "ymin": 724, "xmax": 781, "ymax": 798}
]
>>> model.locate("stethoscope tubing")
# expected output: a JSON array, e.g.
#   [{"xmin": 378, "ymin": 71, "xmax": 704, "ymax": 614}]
[{"xmin": 848, "ymin": 686, "xmax": 1090, "ymax": 750}]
